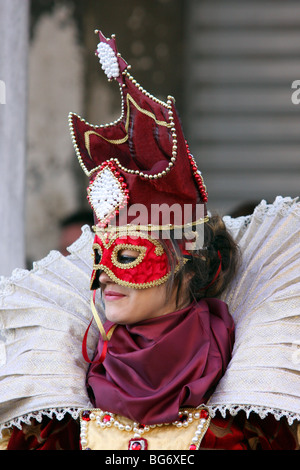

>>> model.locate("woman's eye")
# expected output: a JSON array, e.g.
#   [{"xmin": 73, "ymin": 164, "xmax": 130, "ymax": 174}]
[
  {"xmin": 117, "ymin": 250, "xmax": 139, "ymax": 264},
  {"xmin": 94, "ymin": 248, "xmax": 102, "ymax": 264}
]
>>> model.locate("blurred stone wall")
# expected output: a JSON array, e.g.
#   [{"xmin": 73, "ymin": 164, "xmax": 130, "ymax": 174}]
[
  {"xmin": 26, "ymin": 0, "xmax": 184, "ymax": 265},
  {"xmin": 27, "ymin": 3, "xmax": 83, "ymax": 265},
  {"xmin": 0, "ymin": 0, "xmax": 29, "ymax": 276}
]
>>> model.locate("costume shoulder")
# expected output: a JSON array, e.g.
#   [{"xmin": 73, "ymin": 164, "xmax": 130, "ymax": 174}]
[
  {"xmin": 1, "ymin": 197, "xmax": 299, "ymax": 435},
  {"xmin": 0, "ymin": 225, "xmax": 101, "ymax": 435},
  {"xmin": 209, "ymin": 196, "xmax": 300, "ymax": 425}
]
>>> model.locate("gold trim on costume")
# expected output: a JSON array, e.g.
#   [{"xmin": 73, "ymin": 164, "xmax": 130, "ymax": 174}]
[
  {"xmin": 80, "ymin": 407, "xmax": 211, "ymax": 450},
  {"xmin": 84, "ymin": 93, "xmax": 171, "ymax": 158},
  {"xmin": 69, "ymin": 89, "xmax": 177, "ymax": 180}
]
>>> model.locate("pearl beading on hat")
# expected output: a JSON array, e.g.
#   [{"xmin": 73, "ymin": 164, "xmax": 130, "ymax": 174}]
[
  {"xmin": 88, "ymin": 167, "xmax": 126, "ymax": 222},
  {"xmin": 97, "ymin": 42, "xmax": 120, "ymax": 80},
  {"xmin": 68, "ymin": 32, "xmax": 177, "ymax": 181},
  {"xmin": 87, "ymin": 161, "xmax": 129, "ymax": 226},
  {"xmin": 69, "ymin": 31, "xmax": 207, "ymax": 203},
  {"xmin": 68, "ymin": 97, "xmax": 176, "ymax": 181}
]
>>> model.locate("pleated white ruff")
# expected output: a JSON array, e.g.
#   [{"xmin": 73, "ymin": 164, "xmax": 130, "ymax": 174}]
[{"xmin": 0, "ymin": 196, "xmax": 299, "ymax": 434}]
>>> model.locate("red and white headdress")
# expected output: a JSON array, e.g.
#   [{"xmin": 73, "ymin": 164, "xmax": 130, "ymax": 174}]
[
  {"xmin": 69, "ymin": 31, "xmax": 209, "ymax": 295},
  {"xmin": 69, "ymin": 31, "xmax": 208, "ymax": 232}
]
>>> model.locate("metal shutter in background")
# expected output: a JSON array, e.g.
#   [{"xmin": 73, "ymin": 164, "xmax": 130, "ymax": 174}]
[{"xmin": 184, "ymin": 1, "xmax": 300, "ymax": 215}]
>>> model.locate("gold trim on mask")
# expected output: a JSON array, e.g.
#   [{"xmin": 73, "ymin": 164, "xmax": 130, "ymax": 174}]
[
  {"xmin": 111, "ymin": 244, "xmax": 147, "ymax": 270},
  {"xmin": 91, "ymin": 228, "xmax": 189, "ymax": 290},
  {"xmin": 93, "ymin": 229, "xmax": 166, "ymax": 255},
  {"xmin": 91, "ymin": 231, "xmax": 170, "ymax": 289},
  {"xmin": 93, "ymin": 216, "xmax": 209, "ymax": 237},
  {"xmin": 91, "ymin": 264, "xmax": 172, "ymax": 290},
  {"xmin": 92, "ymin": 243, "xmax": 103, "ymax": 264}
]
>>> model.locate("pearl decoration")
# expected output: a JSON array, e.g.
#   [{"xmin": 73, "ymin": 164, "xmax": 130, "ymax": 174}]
[
  {"xmin": 80, "ymin": 407, "xmax": 210, "ymax": 450},
  {"xmin": 87, "ymin": 166, "xmax": 127, "ymax": 224},
  {"xmin": 97, "ymin": 42, "xmax": 120, "ymax": 80},
  {"xmin": 70, "ymin": 37, "xmax": 207, "ymax": 198},
  {"xmin": 69, "ymin": 86, "xmax": 178, "ymax": 180}
]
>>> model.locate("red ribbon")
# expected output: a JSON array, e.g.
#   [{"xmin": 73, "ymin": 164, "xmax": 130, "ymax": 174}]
[
  {"xmin": 201, "ymin": 250, "xmax": 222, "ymax": 290},
  {"xmin": 82, "ymin": 292, "xmax": 116, "ymax": 364},
  {"xmin": 82, "ymin": 319, "xmax": 113, "ymax": 364}
]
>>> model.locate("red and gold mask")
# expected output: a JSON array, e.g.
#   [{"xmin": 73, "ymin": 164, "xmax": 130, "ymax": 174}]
[{"xmin": 90, "ymin": 230, "xmax": 172, "ymax": 290}]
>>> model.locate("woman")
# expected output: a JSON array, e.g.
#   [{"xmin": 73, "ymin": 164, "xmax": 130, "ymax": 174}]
[
  {"xmin": 1, "ymin": 31, "xmax": 299, "ymax": 450},
  {"xmin": 3, "ymin": 214, "xmax": 298, "ymax": 450},
  {"xmin": 3, "ymin": 215, "xmax": 240, "ymax": 450},
  {"xmin": 84, "ymin": 217, "xmax": 237, "ymax": 441}
]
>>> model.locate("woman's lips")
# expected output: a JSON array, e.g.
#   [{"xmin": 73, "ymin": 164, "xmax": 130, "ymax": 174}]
[{"xmin": 104, "ymin": 290, "xmax": 126, "ymax": 301}]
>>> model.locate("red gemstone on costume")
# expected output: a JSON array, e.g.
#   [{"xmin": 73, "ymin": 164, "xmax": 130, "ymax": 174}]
[
  {"xmin": 200, "ymin": 409, "xmax": 209, "ymax": 419},
  {"xmin": 132, "ymin": 442, "xmax": 142, "ymax": 450},
  {"xmin": 179, "ymin": 413, "xmax": 188, "ymax": 422},
  {"xmin": 82, "ymin": 410, "xmax": 91, "ymax": 421},
  {"xmin": 128, "ymin": 438, "xmax": 148, "ymax": 450},
  {"xmin": 103, "ymin": 414, "xmax": 111, "ymax": 423},
  {"xmin": 189, "ymin": 444, "xmax": 197, "ymax": 450}
]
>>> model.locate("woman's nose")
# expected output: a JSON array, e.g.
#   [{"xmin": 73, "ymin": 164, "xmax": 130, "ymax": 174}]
[{"xmin": 99, "ymin": 270, "xmax": 113, "ymax": 284}]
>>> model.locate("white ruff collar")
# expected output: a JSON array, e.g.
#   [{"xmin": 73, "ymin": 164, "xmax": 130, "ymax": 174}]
[{"xmin": 0, "ymin": 196, "xmax": 299, "ymax": 435}]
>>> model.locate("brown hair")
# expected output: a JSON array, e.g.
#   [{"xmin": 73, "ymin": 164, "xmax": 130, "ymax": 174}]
[{"xmin": 163, "ymin": 215, "xmax": 240, "ymax": 306}]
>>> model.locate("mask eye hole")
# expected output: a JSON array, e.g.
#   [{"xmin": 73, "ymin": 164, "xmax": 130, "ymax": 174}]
[
  {"xmin": 93, "ymin": 244, "xmax": 102, "ymax": 266},
  {"xmin": 117, "ymin": 249, "xmax": 140, "ymax": 265},
  {"xmin": 112, "ymin": 244, "xmax": 147, "ymax": 269}
]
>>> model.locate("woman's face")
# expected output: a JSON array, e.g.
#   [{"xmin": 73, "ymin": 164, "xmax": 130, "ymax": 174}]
[{"xmin": 99, "ymin": 248, "xmax": 188, "ymax": 324}]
